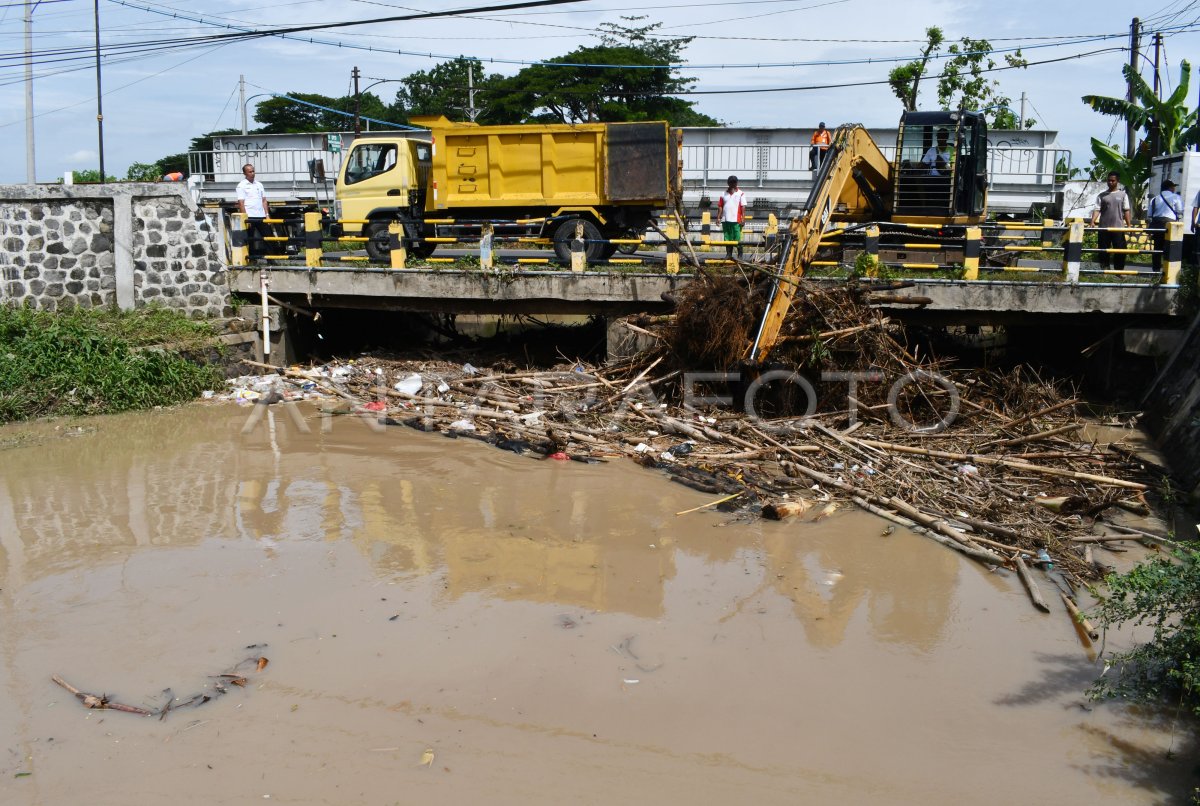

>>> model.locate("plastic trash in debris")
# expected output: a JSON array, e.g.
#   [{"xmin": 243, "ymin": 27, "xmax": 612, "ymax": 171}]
[
  {"xmin": 634, "ymin": 443, "xmax": 652, "ymax": 453},
  {"xmin": 548, "ymin": 451, "xmax": 570, "ymax": 461},
  {"xmin": 394, "ymin": 373, "xmax": 423, "ymax": 396},
  {"xmin": 1036, "ymin": 548, "xmax": 1053, "ymax": 570},
  {"xmin": 201, "ymin": 390, "xmax": 215, "ymax": 400},
  {"xmin": 574, "ymin": 365, "xmax": 585, "ymax": 373},
  {"xmin": 233, "ymin": 389, "xmax": 261, "ymax": 402},
  {"xmin": 448, "ymin": 419, "xmax": 476, "ymax": 431},
  {"xmin": 668, "ymin": 441, "xmax": 695, "ymax": 456},
  {"xmin": 300, "ymin": 381, "xmax": 316, "ymax": 392},
  {"xmin": 958, "ymin": 463, "xmax": 979, "ymax": 476},
  {"xmin": 436, "ymin": 381, "xmax": 450, "ymax": 393},
  {"xmin": 518, "ymin": 411, "xmax": 544, "ymax": 425},
  {"xmin": 462, "ymin": 362, "xmax": 479, "ymax": 376},
  {"xmin": 660, "ymin": 451, "xmax": 677, "ymax": 463},
  {"xmin": 832, "ymin": 462, "xmax": 845, "ymax": 470},
  {"xmin": 362, "ymin": 401, "xmax": 387, "ymax": 412}
]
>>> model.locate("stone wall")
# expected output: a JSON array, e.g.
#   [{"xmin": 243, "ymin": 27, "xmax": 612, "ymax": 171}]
[{"xmin": 0, "ymin": 184, "xmax": 230, "ymax": 317}]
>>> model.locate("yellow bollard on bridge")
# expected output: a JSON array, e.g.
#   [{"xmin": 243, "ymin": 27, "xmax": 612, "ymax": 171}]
[
  {"xmin": 388, "ymin": 222, "xmax": 407, "ymax": 270},
  {"xmin": 1163, "ymin": 220, "xmax": 1184, "ymax": 285},
  {"xmin": 1061, "ymin": 219, "xmax": 1084, "ymax": 283},
  {"xmin": 304, "ymin": 212, "xmax": 323, "ymax": 268},
  {"xmin": 229, "ymin": 212, "xmax": 249, "ymax": 267},
  {"xmin": 962, "ymin": 226, "xmax": 981, "ymax": 280},
  {"xmin": 665, "ymin": 220, "xmax": 680, "ymax": 275}
]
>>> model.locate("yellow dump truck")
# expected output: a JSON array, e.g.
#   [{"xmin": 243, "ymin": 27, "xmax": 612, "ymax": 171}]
[{"xmin": 334, "ymin": 115, "xmax": 681, "ymax": 262}]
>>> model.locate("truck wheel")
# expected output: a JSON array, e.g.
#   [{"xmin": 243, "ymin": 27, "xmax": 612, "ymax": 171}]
[
  {"xmin": 552, "ymin": 218, "xmax": 602, "ymax": 263},
  {"xmin": 365, "ymin": 221, "xmax": 392, "ymax": 263},
  {"xmin": 365, "ymin": 221, "xmax": 437, "ymax": 261}
]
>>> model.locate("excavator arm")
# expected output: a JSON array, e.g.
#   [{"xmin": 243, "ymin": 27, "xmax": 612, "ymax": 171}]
[{"xmin": 747, "ymin": 125, "xmax": 892, "ymax": 364}]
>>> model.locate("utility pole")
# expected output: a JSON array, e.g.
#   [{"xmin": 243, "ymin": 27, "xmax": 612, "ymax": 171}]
[
  {"xmin": 1152, "ymin": 31, "xmax": 1162, "ymax": 156},
  {"xmin": 94, "ymin": 0, "xmax": 104, "ymax": 181},
  {"xmin": 1018, "ymin": 92, "xmax": 1026, "ymax": 129},
  {"xmin": 1126, "ymin": 17, "xmax": 1140, "ymax": 160},
  {"xmin": 352, "ymin": 66, "xmax": 361, "ymax": 136},
  {"xmin": 24, "ymin": 0, "xmax": 37, "ymax": 183},
  {"xmin": 466, "ymin": 60, "xmax": 478, "ymax": 122},
  {"xmin": 239, "ymin": 74, "xmax": 247, "ymax": 135}
]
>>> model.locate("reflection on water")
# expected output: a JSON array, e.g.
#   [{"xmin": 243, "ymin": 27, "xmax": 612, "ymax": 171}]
[
  {"xmin": 0, "ymin": 403, "xmax": 1194, "ymax": 806},
  {"xmin": 0, "ymin": 404, "xmax": 959, "ymax": 646}
]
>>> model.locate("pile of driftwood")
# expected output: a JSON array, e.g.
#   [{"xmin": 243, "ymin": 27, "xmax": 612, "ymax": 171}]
[{"xmin": 243, "ymin": 275, "xmax": 1167, "ymax": 617}]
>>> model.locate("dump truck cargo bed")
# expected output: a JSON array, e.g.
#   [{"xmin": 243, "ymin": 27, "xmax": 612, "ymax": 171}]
[{"xmin": 426, "ymin": 118, "xmax": 673, "ymax": 211}]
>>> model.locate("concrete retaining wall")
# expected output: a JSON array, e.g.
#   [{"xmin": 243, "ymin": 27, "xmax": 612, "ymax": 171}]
[
  {"xmin": 0, "ymin": 184, "xmax": 230, "ymax": 317},
  {"xmin": 1143, "ymin": 311, "xmax": 1200, "ymax": 497}
]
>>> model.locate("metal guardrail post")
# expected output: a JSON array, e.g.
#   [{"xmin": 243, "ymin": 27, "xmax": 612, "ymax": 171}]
[
  {"xmin": 700, "ymin": 211, "xmax": 712, "ymax": 252},
  {"xmin": 1163, "ymin": 221, "xmax": 1184, "ymax": 284},
  {"xmin": 862, "ymin": 224, "xmax": 880, "ymax": 277},
  {"xmin": 304, "ymin": 212, "xmax": 322, "ymax": 268},
  {"xmin": 1061, "ymin": 219, "xmax": 1084, "ymax": 283},
  {"xmin": 963, "ymin": 227, "xmax": 981, "ymax": 280},
  {"xmin": 388, "ymin": 222, "xmax": 406, "ymax": 270},
  {"xmin": 765, "ymin": 213, "xmax": 778, "ymax": 252},
  {"xmin": 230, "ymin": 212, "xmax": 249, "ymax": 267}
]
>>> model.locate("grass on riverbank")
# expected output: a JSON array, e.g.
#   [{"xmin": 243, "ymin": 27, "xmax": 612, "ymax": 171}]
[{"xmin": 0, "ymin": 306, "xmax": 224, "ymax": 423}]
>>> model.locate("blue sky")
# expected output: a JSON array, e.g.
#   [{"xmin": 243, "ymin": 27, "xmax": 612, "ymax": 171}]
[{"xmin": 0, "ymin": 0, "xmax": 1195, "ymax": 183}]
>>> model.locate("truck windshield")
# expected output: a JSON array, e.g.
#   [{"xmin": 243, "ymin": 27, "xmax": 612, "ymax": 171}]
[{"xmin": 344, "ymin": 143, "xmax": 397, "ymax": 185}]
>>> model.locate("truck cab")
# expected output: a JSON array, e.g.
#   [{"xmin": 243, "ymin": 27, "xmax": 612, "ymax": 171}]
[{"xmin": 336, "ymin": 132, "xmax": 433, "ymax": 259}]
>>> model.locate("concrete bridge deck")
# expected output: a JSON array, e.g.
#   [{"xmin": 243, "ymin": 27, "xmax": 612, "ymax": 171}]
[{"xmin": 230, "ymin": 267, "xmax": 1183, "ymax": 325}]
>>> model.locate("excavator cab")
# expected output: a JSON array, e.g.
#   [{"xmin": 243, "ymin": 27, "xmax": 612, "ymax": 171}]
[{"xmin": 892, "ymin": 111, "xmax": 987, "ymax": 224}]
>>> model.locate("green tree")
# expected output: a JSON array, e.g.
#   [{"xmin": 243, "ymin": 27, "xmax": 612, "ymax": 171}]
[
  {"xmin": 936, "ymin": 38, "xmax": 1031, "ymax": 128},
  {"xmin": 125, "ymin": 162, "xmax": 160, "ymax": 181},
  {"xmin": 390, "ymin": 57, "xmax": 506, "ymax": 123},
  {"xmin": 888, "ymin": 27, "xmax": 944, "ymax": 111},
  {"xmin": 1082, "ymin": 60, "xmax": 1199, "ymax": 216},
  {"xmin": 63, "ymin": 169, "xmax": 117, "ymax": 183},
  {"xmin": 485, "ymin": 16, "xmax": 718, "ymax": 126},
  {"xmin": 888, "ymin": 27, "xmax": 1032, "ymax": 128},
  {"xmin": 1089, "ymin": 546, "xmax": 1200, "ymax": 719}
]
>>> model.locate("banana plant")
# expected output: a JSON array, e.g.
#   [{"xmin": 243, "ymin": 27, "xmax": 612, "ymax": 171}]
[{"xmin": 1082, "ymin": 60, "xmax": 1199, "ymax": 216}]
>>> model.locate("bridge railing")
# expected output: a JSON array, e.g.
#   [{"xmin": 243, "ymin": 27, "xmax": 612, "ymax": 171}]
[
  {"xmin": 187, "ymin": 148, "xmax": 343, "ymax": 192},
  {"xmin": 217, "ymin": 208, "xmax": 1180, "ymax": 287},
  {"xmin": 680, "ymin": 144, "xmax": 1071, "ymax": 195}
]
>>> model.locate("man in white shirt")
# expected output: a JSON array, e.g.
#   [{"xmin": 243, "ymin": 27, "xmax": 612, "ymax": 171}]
[
  {"xmin": 921, "ymin": 129, "xmax": 952, "ymax": 177},
  {"xmin": 717, "ymin": 175, "xmax": 746, "ymax": 260},
  {"xmin": 1147, "ymin": 179, "xmax": 1184, "ymax": 271},
  {"xmin": 236, "ymin": 163, "xmax": 272, "ymax": 259}
]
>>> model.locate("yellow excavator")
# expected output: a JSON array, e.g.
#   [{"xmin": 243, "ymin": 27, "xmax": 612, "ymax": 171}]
[{"xmin": 747, "ymin": 110, "xmax": 990, "ymax": 363}]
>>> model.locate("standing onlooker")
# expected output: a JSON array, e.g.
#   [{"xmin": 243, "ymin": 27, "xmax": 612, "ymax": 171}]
[
  {"xmin": 237, "ymin": 163, "xmax": 272, "ymax": 259},
  {"xmin": 717, "ymin": 175, "xmax": 746, "ymax": 260},
  {"xmin": 1091, "ymin": 171, "xmax": 1132, "ymax": 271},
  {"xmin": 1147, "ymin": 179, "xmax": 1184, "ymax": 271},
  {"xmin": 810, "ymin": 122, "xmax": 832, "ymax": 171}
]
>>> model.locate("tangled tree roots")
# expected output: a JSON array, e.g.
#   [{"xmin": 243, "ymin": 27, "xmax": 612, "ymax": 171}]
[{"xmin": 670, "ymin": 275, "xmax": 758, "ymax": 368}]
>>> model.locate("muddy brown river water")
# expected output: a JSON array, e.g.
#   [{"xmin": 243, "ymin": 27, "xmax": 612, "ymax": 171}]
[{"xmin": 0, "ymin": 403, "xmax": 1195, "ymax": 804}]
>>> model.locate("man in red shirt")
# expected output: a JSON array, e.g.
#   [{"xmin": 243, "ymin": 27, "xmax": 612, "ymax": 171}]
[{"xmin": 717, "ymin": 175, "xmax": 746, "ymax": 260}]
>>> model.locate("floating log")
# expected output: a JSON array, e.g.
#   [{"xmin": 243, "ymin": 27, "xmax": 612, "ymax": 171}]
[
  {"xmin": 1014, "ymin": 555, "xmax": 1051, "ymax": 612},
  {"xmin": 1059, "ymin": 592, "xmax": 1100, "ymax": 640}
]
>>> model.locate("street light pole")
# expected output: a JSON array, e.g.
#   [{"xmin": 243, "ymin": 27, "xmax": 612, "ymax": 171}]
[
  {"xmin": 93, "ymin": 0, "xmax": 105, "ymax": 180},
  {"xmin": 239, "ymin": 75, "xmax": 246, "ymax": 135}
]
